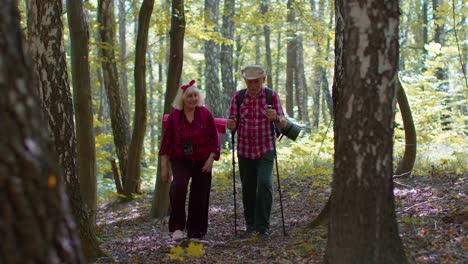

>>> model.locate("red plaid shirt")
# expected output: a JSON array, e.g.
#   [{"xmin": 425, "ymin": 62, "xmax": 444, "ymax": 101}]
[
  {"xmin": 159, "ymin": 106, "xmax": 220, "ymax": 161},
  {"xmin": 229, "ymin": 87, "xmax": 285, "ymax": 159}
]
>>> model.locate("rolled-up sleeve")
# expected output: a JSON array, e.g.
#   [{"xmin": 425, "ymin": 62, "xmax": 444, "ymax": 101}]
[
  {"xmin": 159, "ymin": 113, "xmax": 174, "ymax": 156},
  {"xmin": 205, "ymin": 109, "xmax": 221, "ymax": 160}
]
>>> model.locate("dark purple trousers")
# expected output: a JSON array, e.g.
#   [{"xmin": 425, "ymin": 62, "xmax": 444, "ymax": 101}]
[{"xmin": 169, "ymin": 158, "xmax": 212, "ymax": 238}]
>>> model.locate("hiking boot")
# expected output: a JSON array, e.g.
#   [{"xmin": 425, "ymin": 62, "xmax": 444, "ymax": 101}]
[{"xmin": 172, "ymin": 230, "xmax": 184, "ymax": 241}]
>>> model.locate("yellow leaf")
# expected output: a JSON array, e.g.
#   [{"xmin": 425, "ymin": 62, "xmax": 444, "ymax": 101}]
[
  {"xmin": 186, "ymin": 242, "xmax": 204, "ymax": 257},
  {"xmin": 167, "ymin": 246, "xmax": 185, "ymax": 261}
]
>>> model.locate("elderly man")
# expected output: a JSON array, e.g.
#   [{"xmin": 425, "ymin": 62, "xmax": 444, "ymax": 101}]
[{"xmin": 226, "ymin": 65, "xmax": 287, "ymax": 239}]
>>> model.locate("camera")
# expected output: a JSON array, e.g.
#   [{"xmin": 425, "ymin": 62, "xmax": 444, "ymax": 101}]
[{"xmin": 182, "ymin": 143, "xmax": 193, "ymax": 155}]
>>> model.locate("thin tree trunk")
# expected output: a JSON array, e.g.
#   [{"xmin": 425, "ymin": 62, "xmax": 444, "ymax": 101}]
[
  {"xmin": 98, "ymin": 0, "xmax": 131, "ymax": 186},
  {"xmin": 119, "ymin": 0, "xmax": 130, "ymax": 123},
  {"xmin": 395, "ymin": 79, "xmax": 417, "ymax": 177},
  {"xmin": 204, "ymin": 0, "xmax": 223, "ymax": 117},
  {"xmin": 221, "ymin": 0, "xmax": 236, "ymax": 100},
  {"xmin": 295, "ymin": 35, "xmax": 309, "ymax": 127},
  {"xmin": 151, "ymin": 0, "xmax": 185, "ymax": 219},
  {"xmin": 148, "ymin": 52, "xmax": 157, "ymax": 163},
  {"xmin": 124, "ymin": 0, "xmax": 155, "ymax": 196},
  {"xmin": 67, "ymin": 0, "xmax": 98, "ymax": 226},
  {"xmin": 275, "ymin": 31, "xmax": 281, "ymax": 91},
  {"xmin": 261, "ymin": 0, "xmax": 273, "ymax": 89},
  {"xmin": 286, "ymin": 0, "xmax": 296, "ymax": 117}
]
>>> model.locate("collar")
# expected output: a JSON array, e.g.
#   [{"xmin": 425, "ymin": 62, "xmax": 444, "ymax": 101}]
[{"xmin": 245, "ymin": 87, "xmax": 266, "ymax": 99}]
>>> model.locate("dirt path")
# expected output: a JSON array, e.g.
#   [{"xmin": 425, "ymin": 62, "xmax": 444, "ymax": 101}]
[{"xmin": 94, "ymin": 174, "xmax": 467, "ymax": 263}]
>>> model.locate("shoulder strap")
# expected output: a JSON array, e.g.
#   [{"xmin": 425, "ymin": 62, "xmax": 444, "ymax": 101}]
[
  {"xmin": 265, "ymin": 87, "xmax": 273, "ymax": 106},
  {"xmin": 234, "ymin": 89, "xmax": 247, "ymax": 133}
]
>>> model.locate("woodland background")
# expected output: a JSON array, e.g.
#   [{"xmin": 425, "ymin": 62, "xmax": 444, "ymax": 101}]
[{"xmin": 0, "ymin": 0, "xmax": 466, "ymax": 263}]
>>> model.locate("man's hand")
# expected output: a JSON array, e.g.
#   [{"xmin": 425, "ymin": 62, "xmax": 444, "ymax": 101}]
[{"xmin": 278, "ymin": 117, "xmax": 287, "ymax": 129}]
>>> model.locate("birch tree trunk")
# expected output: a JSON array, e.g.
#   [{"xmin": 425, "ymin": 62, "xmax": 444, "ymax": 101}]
[
  {"xmin": 326, "ymin": 1, "xmax": 407, "ymax": 262},
  {"xmin": 28, "ymin": 0, "xmax": 103, "ymax": 259}
]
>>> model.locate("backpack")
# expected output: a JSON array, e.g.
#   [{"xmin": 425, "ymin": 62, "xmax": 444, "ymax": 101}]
[{"xmin": 234, "ymin": 88, "xmax": 280, "ymax": 137}]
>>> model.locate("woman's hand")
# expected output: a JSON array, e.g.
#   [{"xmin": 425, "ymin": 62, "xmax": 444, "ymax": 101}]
[
  {"xmin": 202, "ymin": 154, "xmax": 215, "ymax": 173},
  {"xmin": 160, "ymin": 155, "xmax": 170, "ymax": 183},
  {"xmin": 226, "ymin": 117, "xmax": 237, "ymax": 131}
]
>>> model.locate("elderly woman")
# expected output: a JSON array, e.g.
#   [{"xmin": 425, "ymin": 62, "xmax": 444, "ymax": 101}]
[{"xmin": 159, "ymin": 80, "xmax": 220, "ymax": 241}]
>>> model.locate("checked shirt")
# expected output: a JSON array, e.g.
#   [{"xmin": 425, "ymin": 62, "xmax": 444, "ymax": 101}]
[{"xmin": 228, "ymin": 87, "xmax": 285, "ymax": 159}]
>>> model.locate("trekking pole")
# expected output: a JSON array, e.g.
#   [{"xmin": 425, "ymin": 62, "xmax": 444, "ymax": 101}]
[
  {"xmin": 268, "ymin": 107, "xmax": 287, "ymax": 236},
  {"xmin": 229, "ymin": 116, "xmax": 237, "ymax": 235}
]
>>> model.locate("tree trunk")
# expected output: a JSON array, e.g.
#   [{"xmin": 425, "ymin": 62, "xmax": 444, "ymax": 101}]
[
  {"xmin": 311, "ymin": 82, "xmax": 417, "ymax": 229},
  {"xmin": 28, "ymin": 0, "xmax": 103, "ymax": 260},
  {"xmin": 148, "ymin": 52, "xmax": 157, "ymax": 163},
  {"xmin": 422, "ymin": 0, "xmax": 429, "ymax": 55},
  {"xmin": 68, "ymin": 0, "xmax": 99, "ymax": 225},
  {"xmin": 119, "ymin": 0, "xmax": 130, "ymax": 123},
  {"xmin": 311, "ymin": 0, "xmax": 323, "ymax": 129},
  {"xmin": 275, "ymin": 31, "xmax": 281, "ymax": 91},
  {"xmin": 221, "ymin": 0, "xmax": 236, "ymax": 99},
  {"xmin": 0, "ymin": 3, "xmax": 84, "ymax": 262},
  {"xmin": 151, "ymin": 0, "xmax": 185, "ymax": 219},
  {"xmin": 261, "ymin": 0, "xmax": 273, "ymax": 89},
  {"xmin": 395, "ymin": 79, "xmax": 417, "ymax": 177},
  {"xmin": 326, "ymin": 1, "xmax": 407, "ymax": 263},
  {"xmin": 295, "ymin": 35, "xmax": 310, "ymax": 128},
  {"xmin": 286, "ymin": 0, "xmax": 296, "ymax": 117},
  {"xmin": 124, "ymin": 0, "xmax": 155, "ymax": 196},
  {"xmin": 255, "ymin": 29, "xmax": 261, "ymax": 64},
  {"xmin": 98, "ymin": 0, "xmax": 131, "ymax": 187},
  {"xmin": 432, "ymin": 0, "xmax": 451, "ymax": 129},
  {"xmin": 204, "ymin": 0, "xmax": 223, "ymax": 117}
]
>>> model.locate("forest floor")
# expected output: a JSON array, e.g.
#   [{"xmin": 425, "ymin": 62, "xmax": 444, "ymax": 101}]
[{"xmin": 93, "ymin": 173, "xmax": 467, "ymax": 264}]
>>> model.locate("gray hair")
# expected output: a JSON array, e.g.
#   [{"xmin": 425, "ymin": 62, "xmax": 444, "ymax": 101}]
[{"xmin": 171, "ymin": 86, "xmax": 204, "ymax": 110}]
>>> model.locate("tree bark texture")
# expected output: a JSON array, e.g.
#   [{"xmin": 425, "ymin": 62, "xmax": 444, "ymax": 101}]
[
  {"xmin": 28, "ymin": 0, "xmax": 103, "ymax": 260},
  {"xmin": 326, "ymin": 1, "xmax": 407, "ymax": 263},
  {"xmin": 221, "ymin": 0, "xmax": 236, "ymax": 99},
  {"xmin": 0, "ymin": 2, "xmax": 84, "ymax": 262},
  {"xmin": 204, "ymin": 0, "xmax": 223, "ymax": 117},
  {"xmin": 98, "ymin": 0, "xmax": 131, "ymax": 184},
  {"xmin": 119, "ymin": 0, "xmax": 130, "ymax": 123},
  {"xmin": 67, "ymin": 0, "xmax": 98, "ymax": 227},
  {"xmin": 295, "ymin": 35, "xmax": 310, "ymax": 127},
  {"xmin": 261, "ymin": 0, "xmax": 273, "ymax": 89},
  {"xmin": 124, "ymin": 0, "xmax": 155, "ymax": 196},
  {"xmin": 147, "ymin": 52, "xmax": 157, "ymax": 163},
  {"xmin": 286, "ymin": 0, "xmax": 296, "ymax": 117},
  {"xmin": 151, "ymin": 0, "xmax": 185, "ymax": 219}
]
